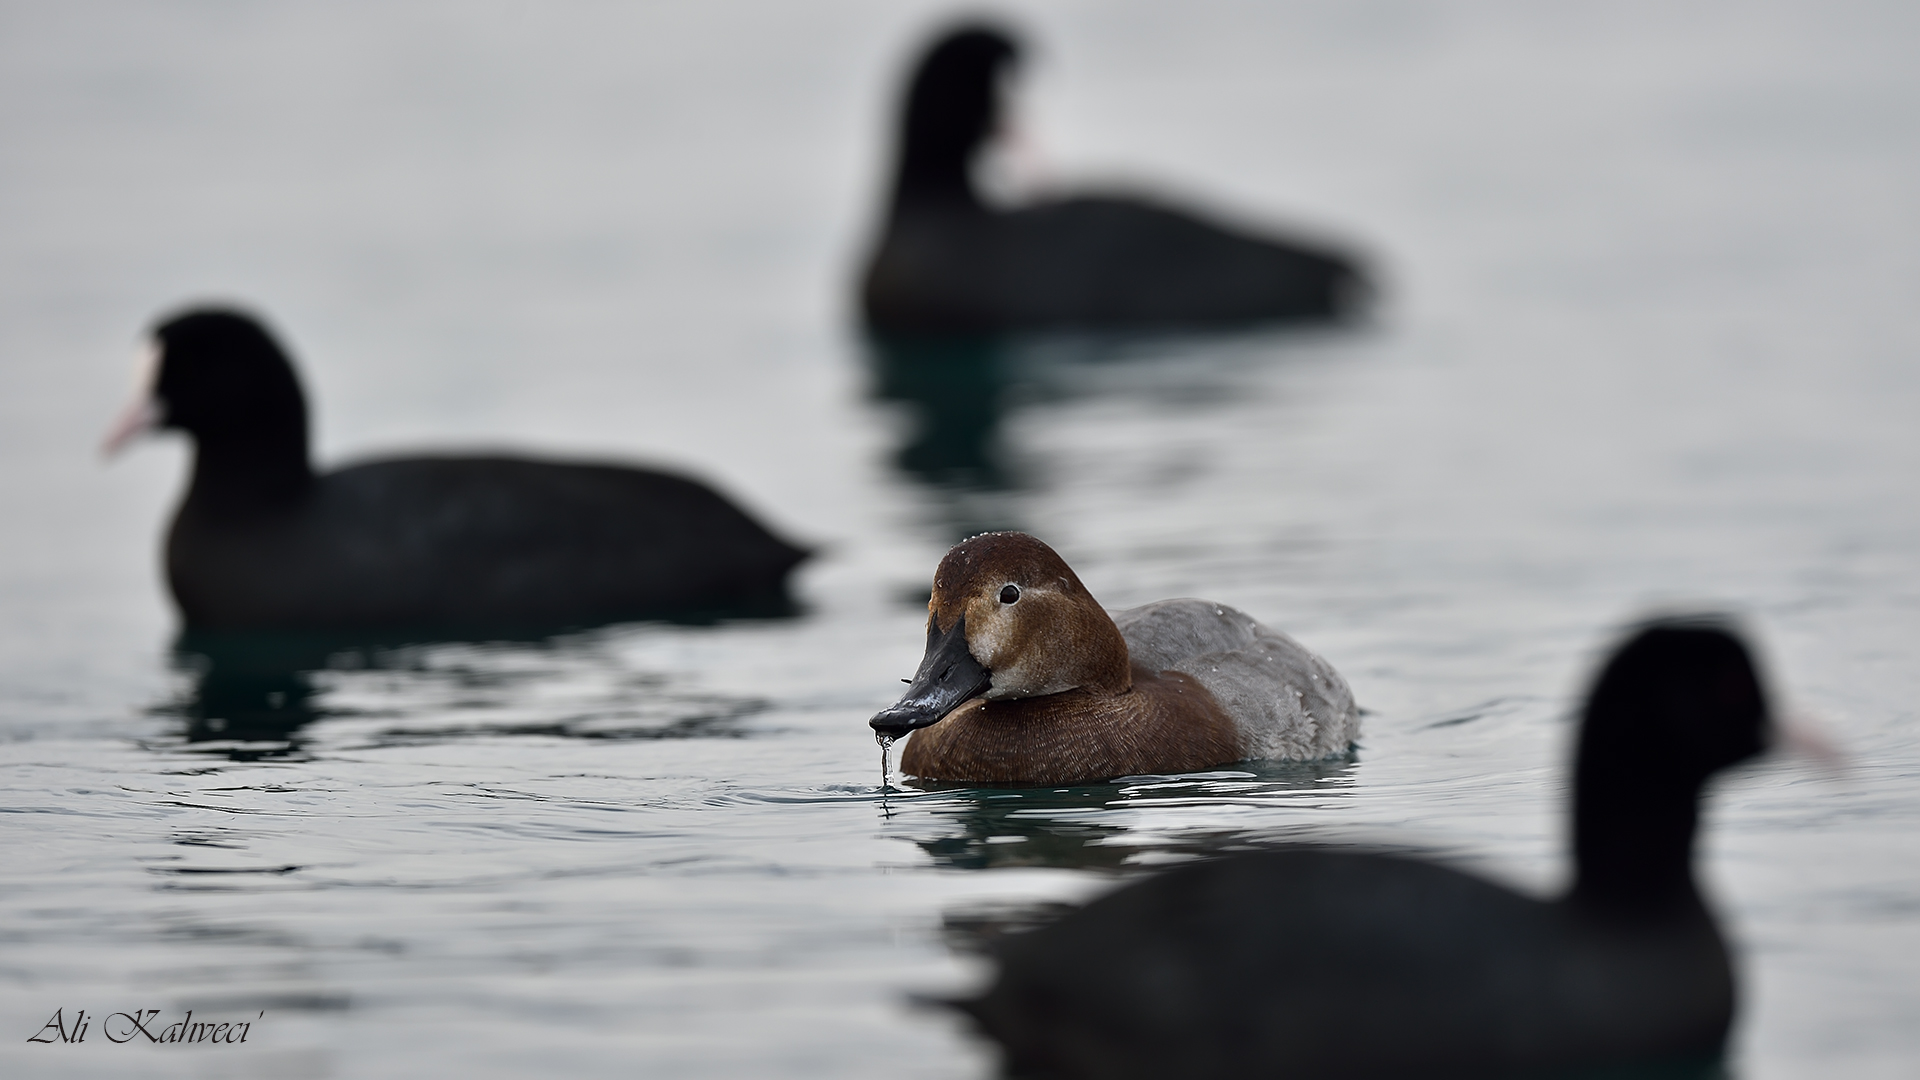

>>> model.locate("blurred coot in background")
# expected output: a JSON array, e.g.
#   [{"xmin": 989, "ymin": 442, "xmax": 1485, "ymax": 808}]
[
  {"xmin": 860, "ymin": 23, "xmax": 1371, "ymax": 334},
  {"xmin": 109, "ymin": 308, "xmax": 808, "ymax": 632}
]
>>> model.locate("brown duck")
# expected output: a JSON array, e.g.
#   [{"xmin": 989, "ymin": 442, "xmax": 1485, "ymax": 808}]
[{"xmin": 870, "ymin": 532, "xmax": 1356, "ymax": 784}]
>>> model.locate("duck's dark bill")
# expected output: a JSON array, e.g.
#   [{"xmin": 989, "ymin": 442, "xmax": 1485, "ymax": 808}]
[{"xmin": 870, "ymin": 615, "xmax": 992, "ymax": 736}]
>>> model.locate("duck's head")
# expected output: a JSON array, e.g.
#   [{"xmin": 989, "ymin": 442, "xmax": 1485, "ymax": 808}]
[
  {"xmin": 892, "ymin": 23, "xmax": 1022, "ymax": 205},
  {"xmin": 104, "ymin": 307, "xmax": 310, "ymax": 457},
  {"xmin": 871, "ymin": 532, "xmax": 1130, "ymax": 737}
]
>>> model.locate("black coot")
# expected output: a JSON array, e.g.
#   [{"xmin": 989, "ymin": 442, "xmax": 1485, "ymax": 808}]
[
  {"xmin": 861, "ymin": 24, "xmax": 1370, "ymax": 335},
  {"xmin": 109, "ymin": 308, "xmax": 808, "ymax": 631},
  {"xmin": 957, "ymin": 620, "xmax": 1775, "ymax": 1079}
]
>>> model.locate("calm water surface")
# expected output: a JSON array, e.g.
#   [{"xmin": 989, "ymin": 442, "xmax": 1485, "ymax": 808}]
[{"xmin": 2, "ymin": 2, "xmax": 1917, "ymax": 1077}]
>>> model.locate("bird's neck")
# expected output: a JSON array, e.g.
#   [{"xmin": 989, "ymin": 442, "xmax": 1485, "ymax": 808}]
[
  {"xmin": 890, "ymin": 141, "xmax": 985, "ymax": 215},
  {"xmin": 184, "ymin": 425, "xmax": 314, "ymax": 517},
  {"xmin": 1569, "ymin": 770, "xmax": 1704, "ymax": 917}
]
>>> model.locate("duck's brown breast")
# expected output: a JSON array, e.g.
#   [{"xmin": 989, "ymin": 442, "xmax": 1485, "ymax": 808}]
[{"xmin": 898, "ymin": 666, "xmax": 1246, "ymax": 785}]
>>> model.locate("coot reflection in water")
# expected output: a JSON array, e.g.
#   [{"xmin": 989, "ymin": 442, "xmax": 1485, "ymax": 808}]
[
  {"xmin": 161, "ymin": 631, "xmax": 338, "ymax": 757},
  {"xmin": 866, "ymin": 327, "xmax": 1349, "ymax": 544},
  {"xmin": 867, "ymin": 335, "xmax": 1019, "ymax": 492},
  {"xmin": 160, "ymin": 617, "xmax": 791, "ymax": 760}
]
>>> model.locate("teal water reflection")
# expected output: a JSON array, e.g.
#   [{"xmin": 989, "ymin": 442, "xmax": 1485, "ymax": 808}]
[{"xmin": 887, "ymin": 756, "xmax": 1359, "ymax": 871}]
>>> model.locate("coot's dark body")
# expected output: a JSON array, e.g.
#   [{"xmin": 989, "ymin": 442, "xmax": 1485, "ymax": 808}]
[
  {"xmin": 129, "ymin": 309, "xmax": 807, "ymax": 632},
  {"xmin": 861, "ymin": 26, "xmax": 1367, "ymax": 335},
  {"xmin": 957, "ymin": 622, "xmax": 1770, "ymax": 1080},
  {"xmin": 966, "ymin": 851, "xmax": 1731, "ymax": 1080},
  {"xmin": 868, "ymin": 196, "xmax": 1360, "ymax": 334},
  {"xmin": 169, "ymin": 456, "xmax": 803, "ymax": 630}
]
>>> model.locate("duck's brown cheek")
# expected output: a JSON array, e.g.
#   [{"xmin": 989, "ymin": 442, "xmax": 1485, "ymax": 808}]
[{"xmin": 964, "ymin": 600, "xmax": 1015, "ymax": 669}]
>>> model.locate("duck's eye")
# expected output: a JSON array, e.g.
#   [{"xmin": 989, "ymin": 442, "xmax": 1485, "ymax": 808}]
[{"xmin": 999, "ymin": 584, "xmax": 1020, "ymax": 604}]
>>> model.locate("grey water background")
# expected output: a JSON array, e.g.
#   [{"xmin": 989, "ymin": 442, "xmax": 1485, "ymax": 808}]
[{"xmin": 2, "ymin": 0, "xmax": 1917, "ymax": 1076}]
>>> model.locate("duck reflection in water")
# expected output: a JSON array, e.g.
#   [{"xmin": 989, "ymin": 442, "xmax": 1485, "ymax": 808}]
[{"xmin": 888, "ymin": 757, "xmax": 1356, "ymax": 872}]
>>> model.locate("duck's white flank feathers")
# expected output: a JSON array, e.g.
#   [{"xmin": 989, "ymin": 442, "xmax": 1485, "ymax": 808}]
[{"xmin": 1111, "ymin": 599, "xmax": 1357, "ymax": 761}]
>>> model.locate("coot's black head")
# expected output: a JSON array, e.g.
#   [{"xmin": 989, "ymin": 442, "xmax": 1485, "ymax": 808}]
[
  {"xmin": 149, "ymin": 308, "xmax": 311, "ymax": 448},
  {"xmin": 893, "ymin": 24, "xmax": 1022, "ymax": 204},
  {"xmin": 105, "ymin": 307, "xmax": 317, "ymax": 513},
  {"xmin": 1572, "ymin": 618, "xmax": 1771, "ymax": 912},
  {"xmin": 1581, "ymin": 619, "xmax": 1770, "ymax": 785}
]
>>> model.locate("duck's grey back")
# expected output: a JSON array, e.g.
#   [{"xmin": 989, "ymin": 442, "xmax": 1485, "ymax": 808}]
[{"xmin": 1111, "ymin": 599, "xmax": 1357, "ymax": 761}]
